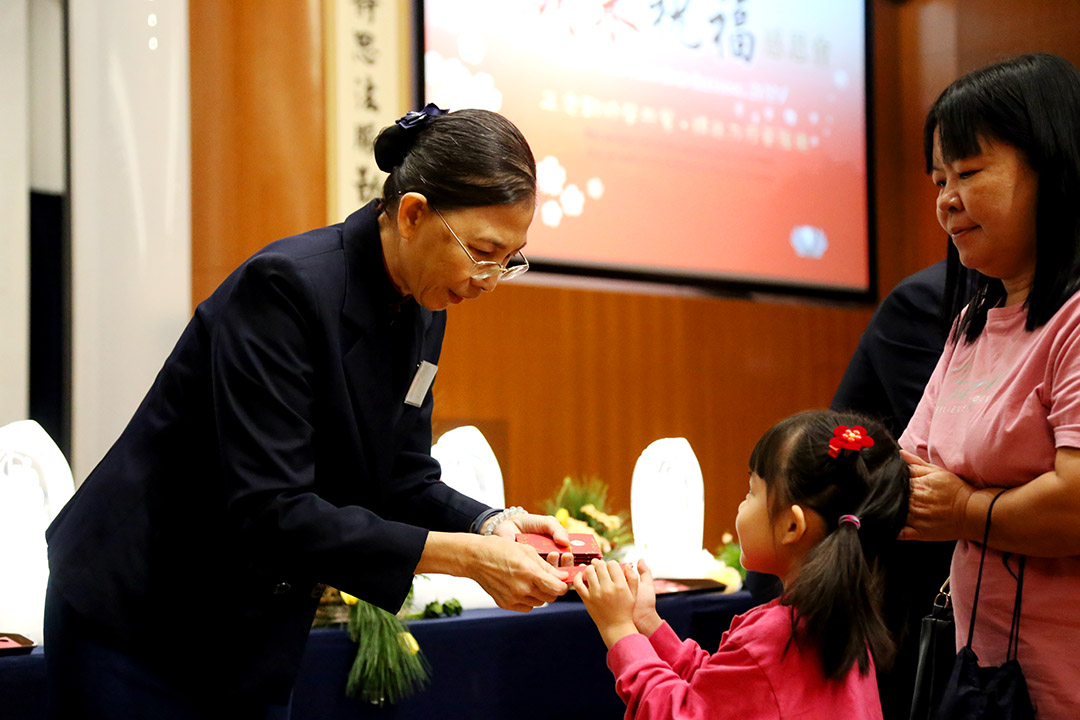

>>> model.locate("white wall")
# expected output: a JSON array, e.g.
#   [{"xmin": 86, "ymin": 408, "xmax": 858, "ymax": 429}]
[
  {"xmin": 69, "ymin": 0, "xmax": 191, "ymax": 481},
  {"xmin": 0, "ymin": 0, "xmax": 30, "ymax": 427},
  {"xmin": 30, "ymin": 0, "xmax": 65, "ymax": 195}
]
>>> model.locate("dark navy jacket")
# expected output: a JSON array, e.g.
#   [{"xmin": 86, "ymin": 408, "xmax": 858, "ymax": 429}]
[{"xmin": 46, "ymin": 201, "xmax": 488, "ymax": 702}]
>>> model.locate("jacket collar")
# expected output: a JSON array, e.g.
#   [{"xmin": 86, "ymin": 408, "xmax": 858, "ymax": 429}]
[{"xmin": 341, "ymin": 200, "xmax": 418, "ymax": 329}]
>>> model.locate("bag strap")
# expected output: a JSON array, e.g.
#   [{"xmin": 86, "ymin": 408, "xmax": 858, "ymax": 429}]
[
  {"xmin": 964, "ymin": 489, "xmax": 1008, "ymax": 649},
  {"xmin": 1006, "ymin": 553, "xmax": 1026, "ymax": 661}
]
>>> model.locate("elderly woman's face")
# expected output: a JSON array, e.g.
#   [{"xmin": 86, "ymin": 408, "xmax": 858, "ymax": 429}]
[
  {"xmin": 405, "ymin": 200, "xmax": 534, "ymax": 311},
  {"xmin": 931, "ymin": 131, "xmax": 1039, "ymax": 296}
]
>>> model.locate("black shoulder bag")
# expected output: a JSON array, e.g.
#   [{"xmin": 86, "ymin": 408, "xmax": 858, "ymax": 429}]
[
  {"xmin": 933, "ymin": 490, "xmax": 1035, "ymax": 720},
  {"xmin": 909, "ymin": 577, "xmax": 955, "ymax": 720}
]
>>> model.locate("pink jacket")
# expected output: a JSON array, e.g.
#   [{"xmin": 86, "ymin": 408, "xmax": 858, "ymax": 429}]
[{"xmin": 606, "ymin": 599, "xmax": 882, "ymax": 720}]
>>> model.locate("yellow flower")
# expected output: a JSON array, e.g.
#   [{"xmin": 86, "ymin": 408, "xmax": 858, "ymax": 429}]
[
  {"xmin": 580, "ymin": 503, "xmax": 621, "ymax": 532},
  {"xmin": 340, "ymin": 591, "xmax": 360, "ymax": 606},
  {"xmin": 721, "ymin": 532, "xmax": 734, "ymax": 546},
  {"xmin": 706, "ymin": 565, "xmax": 743, "ymax": 593},
  {"xmin": 397, "ymin": 631, "xmax": 420, "ymax": 655},
  {"xmin": 555, "ymin": 507, "xmax": 570, "ymax": 526}
]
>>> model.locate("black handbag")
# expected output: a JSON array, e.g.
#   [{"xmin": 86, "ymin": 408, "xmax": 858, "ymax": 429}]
[
  {"xmin": 909, "ymin": 577, "xmax": 955, "ymax": 720},
  {"xmin": 933, "ymin": 491, "xmax": 1035, "ymax": 720}
]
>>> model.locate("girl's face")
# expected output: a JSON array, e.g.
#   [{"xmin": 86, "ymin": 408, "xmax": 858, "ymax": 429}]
[
  {"xmin": 735, "ymin": 472, "xmax": 788, "ymax": 578},
  {"xmin": 931, "ymin": 131, "xmax": 1039, "ymax": 304}
]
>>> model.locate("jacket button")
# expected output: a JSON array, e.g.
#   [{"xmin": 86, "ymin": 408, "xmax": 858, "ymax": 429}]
[{"xmin": 273, "ymin": 582, "xmax": 291, "ymax": 595}]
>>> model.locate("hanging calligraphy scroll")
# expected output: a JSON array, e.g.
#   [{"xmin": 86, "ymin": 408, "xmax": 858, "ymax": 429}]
[{"xmin": 325, "ymin": 0, "xmax": 410, "ymax": 222}]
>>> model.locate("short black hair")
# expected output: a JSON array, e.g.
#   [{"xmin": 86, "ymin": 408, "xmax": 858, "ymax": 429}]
[
  {"xmin": 923, "ymin": 53, "xmax": 1080, "ymax": 343},
  {"xmin": 375, "ymin": 108, "xmax": 536, "ymax": 212}
]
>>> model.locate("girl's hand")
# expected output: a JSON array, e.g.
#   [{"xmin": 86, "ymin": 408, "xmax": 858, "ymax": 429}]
[
  {"xmin": 574, "ymin": 559, "xmax": 638, "ymax": 649},
  {"xmin": 900, "ymin": 449, "xmax": 975, "ymax": 542},
  {"xmin": 625, "ymin": 558, "xmax": 663, "ymax": 637}
]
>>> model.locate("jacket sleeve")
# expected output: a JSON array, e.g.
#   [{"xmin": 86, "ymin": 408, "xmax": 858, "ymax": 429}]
[{"xmin": 606, "ymin": 626, "xmax": 780, "ymax": 720}]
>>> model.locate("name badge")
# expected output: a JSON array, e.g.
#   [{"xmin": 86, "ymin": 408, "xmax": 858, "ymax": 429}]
[{"xmin": 404, "ymin": 360, "xmax": 438, "ymax": 407}]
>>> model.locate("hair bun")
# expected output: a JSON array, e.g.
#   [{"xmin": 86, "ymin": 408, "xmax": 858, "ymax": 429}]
[
  {"xmin": 373, "ymin": 103, "xmax": 449, "ymax": 172},
  {"xmin": 373, "ymin": 124, "xmax": 411, "ymax": 172}
]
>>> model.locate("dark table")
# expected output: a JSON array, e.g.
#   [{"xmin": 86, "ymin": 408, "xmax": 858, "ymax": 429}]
[{"xmin": 1, "ymin": 590, "xmax": 758, "ymax": 719}]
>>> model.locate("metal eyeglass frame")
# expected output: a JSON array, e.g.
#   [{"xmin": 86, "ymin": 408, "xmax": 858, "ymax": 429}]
[{"xmin": 434, "ymin": 208, "xmax": 529, "ymax": 282}]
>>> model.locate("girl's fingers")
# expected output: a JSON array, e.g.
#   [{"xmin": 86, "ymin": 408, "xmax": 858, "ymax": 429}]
[
  {"xmin": 606, "ymin": 560, "xmax": 628, "ymax": 590},
  {"xmin": 583, "ymin": 562, "xmax": 600, "ymax": 591},
  {"xmin": 572, "ymin": 572, "xmax": 589, "ymax": 597},
  {"xmin": 590, "ymin": 557, "xmax": 609, "ymax": 585}
]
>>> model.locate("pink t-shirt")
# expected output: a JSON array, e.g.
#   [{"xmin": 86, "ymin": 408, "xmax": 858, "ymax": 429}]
[
  {"xmin": 901, "ymin": 292, "xmax": 1080, "ymax": 719},
  {"xmin": 606, "ymin": 599, "xmax": 882, "ymax": 720}
]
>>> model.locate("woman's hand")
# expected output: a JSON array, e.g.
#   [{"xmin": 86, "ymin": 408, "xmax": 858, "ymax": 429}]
[
  {"xmin": 900, "ymin": 449, "xmax": 975, "ymax": 542},
  {"xmin": 418, "ymin": 532, "xmax": 568, "ymax": 612},
  {"xmin": 493, "ymin": 512, "xmax": 574, "ymax": 567},
  {"xmin": 625, "ymin": 558, "xmax": 663, "ymax": 637},
  {"xmin": 468, "ymin": 535, "xmax": 569, "ymax": 612},
  {"xmin": 574, "ymin": 559, "xmax": 638, "ymax": 648}
]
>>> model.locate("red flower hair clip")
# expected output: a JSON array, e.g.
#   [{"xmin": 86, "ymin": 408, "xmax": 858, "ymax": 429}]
[{"xmin": 828, "ymin": 425, "xmax": 875, "ymax": 458}]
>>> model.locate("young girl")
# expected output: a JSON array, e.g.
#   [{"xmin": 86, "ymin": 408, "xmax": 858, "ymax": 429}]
[{"xmin": 575, "ymin": 410, "xmax": 909, "ymax": 719}]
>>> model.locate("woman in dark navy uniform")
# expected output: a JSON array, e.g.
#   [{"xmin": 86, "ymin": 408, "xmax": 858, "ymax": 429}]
[{"xmin": 44, "ymin": 106, "xmax": 571, "ymax": 719}]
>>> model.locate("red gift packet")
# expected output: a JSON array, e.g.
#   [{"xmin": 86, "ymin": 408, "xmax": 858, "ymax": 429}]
[{"xmin": 516, "ymin": 532, "xmax": 603, "ymax": 584}]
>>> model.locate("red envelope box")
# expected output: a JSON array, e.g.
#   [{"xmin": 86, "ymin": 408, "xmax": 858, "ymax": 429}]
[{"xmin": 515, "ymin": 532, "xmax": 602, "ymax": 563}]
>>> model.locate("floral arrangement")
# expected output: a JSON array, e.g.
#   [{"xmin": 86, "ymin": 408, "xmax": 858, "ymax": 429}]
[
  {"xmin": 713, "ymin": 532, "xmax": 747, "ymax": 589},
  {"xmin": 314, "ymin": 580, "xmax": 464, "ymax": 706},
  {"xmin": 340, "ymin": 590, "xmax": 429, "ymax": 706},
  {"xmin": 544, "ymin": 475, "xmax": 632, "ymax": 558}
]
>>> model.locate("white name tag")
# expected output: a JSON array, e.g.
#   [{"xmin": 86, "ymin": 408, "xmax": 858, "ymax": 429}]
[{"xmin": 404, "ymin": 361, "xmax": 438, "ymax": 407}]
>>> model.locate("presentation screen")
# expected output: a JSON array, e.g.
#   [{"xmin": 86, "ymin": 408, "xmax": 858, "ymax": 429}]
[{"xmin": 422, "ymin": 0, "xmax": 871, "ymax": 295}]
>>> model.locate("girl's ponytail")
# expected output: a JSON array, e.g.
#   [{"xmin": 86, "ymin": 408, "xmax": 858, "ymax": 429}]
[{"xmin": 750, "ymin": 411, "xmax": 910, "ymax": 680}]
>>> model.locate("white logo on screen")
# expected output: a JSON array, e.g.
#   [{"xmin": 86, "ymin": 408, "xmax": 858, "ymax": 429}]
[{"xmin": 790, "ymin": 225, "xmax": 828, "ymax": 259}]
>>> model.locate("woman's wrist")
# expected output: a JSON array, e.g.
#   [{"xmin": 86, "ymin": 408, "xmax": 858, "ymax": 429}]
[
  {"xmin": 478, "ymin": 506, "xmax": 527, "ymax": 536},
  {"xmin": 416, "ymin": 531, "xmax": 479, "ymax": 576},
  {"xmin": 960, "ymin": 486, "xmax": 994, "ymax": 542}
]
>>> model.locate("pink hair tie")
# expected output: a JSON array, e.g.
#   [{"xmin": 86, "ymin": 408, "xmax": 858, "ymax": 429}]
[{"xmin": 839, "ymin": 514, "xmax": 861, "ymax": 530}]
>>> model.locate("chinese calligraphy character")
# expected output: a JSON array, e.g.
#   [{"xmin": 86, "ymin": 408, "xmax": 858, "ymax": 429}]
[
  {"xmin": 813, "ymin": 37, "xmax": 831, "ymax": 66},
  {"xmin": 354, "ymin": 77, "xmax": 378, "ymax": 112},
  {"xmin": 355, "ymin": 165, "xmax": 383, "ymax": 204},
  {"xmin": 354, "ymin": 31, "xmax": 377, "ymax": 64},
  {"xmin": 355, "ymin": 123, "xmax": 376, "ymax": 150},
  {"xmin": 710, "ymin": 12, "xmax": 725, "ymax": 56},
  {"xmin": 790, "ymin": 33, "xmax": 808, "ymax": 63},
  {"xmin": 352, "ymin": 0, "xmax": 377, "ymax": 23},
  {"xmin": 652, "ymin": 0, "xmax": 701, "ymax": 49}
]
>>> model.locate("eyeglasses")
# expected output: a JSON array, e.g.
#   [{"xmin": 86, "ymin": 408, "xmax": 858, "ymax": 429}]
[{"xmin": 434, "ymin": 208, "xmax": 529, "ymax": 283}]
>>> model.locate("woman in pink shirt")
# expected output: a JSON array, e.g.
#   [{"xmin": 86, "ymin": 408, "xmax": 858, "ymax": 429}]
[
  {"xmin": 575, "ymin": 410, "xmax": 909, "ymax": 719},
  {"xmin": 900, "ymin": 53, "xmax": 1080, "ymax": 718}
]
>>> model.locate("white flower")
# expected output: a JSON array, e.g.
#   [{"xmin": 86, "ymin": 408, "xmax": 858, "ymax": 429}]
[
  {"xmin": 536, "ymin": 156, "xmax": 567, "ymax": 197},
  {"xmin": 541, "ymin": 199, "xmax": 563, "ymax": 228},
  {"xmin": 560, "ymin": 184, "xmax": 585, "ymax": 217},
  {"xmin": 586, "ymin": 177, "xmax": 604, "ymax": 200}
]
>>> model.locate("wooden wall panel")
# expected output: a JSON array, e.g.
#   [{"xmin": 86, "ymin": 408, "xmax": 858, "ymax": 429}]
[
  {"xmin": 189, "ymin": 0, "xmax": 326, "ymax": 305},
  {"xmin": 432, "ymin": 284, "xmax": 871, "ymax": 550},
  {"xmin": 188, "ymin": 0, "xmax": 1080, "ymax": 553},
  {"xmin": 957, "ymin": 0, "xmax": 1080, "ymax": 73}
]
